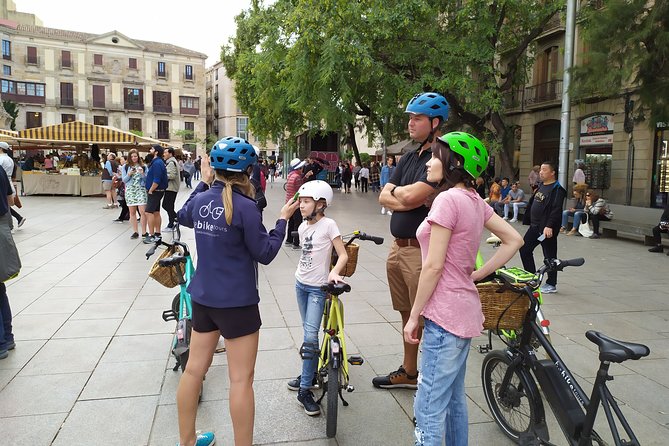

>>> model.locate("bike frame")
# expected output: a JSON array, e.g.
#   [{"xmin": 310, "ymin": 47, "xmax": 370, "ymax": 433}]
[
  {"xmin": 318, "ymin": 294, "xmax": 349, "ymax": 384},
  {"xmin": 174, "ymin": 254, "xmax": 195, "ymax": 320},
  {"xmin": 502, "ymin": 286, "xmax": 640, "ymax": 446}
]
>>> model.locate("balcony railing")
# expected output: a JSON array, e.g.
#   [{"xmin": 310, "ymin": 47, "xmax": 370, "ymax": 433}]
[
  {"xmin": 180, "ymin": 106, "xmax": 199, "ymax": 115},
  {"xmin": 502, "ymin": 80, "xmax": 563, "ymax": 113},
  {"xmin": 153, "ymin": 104, "xmax": 172, "ymax": 114},
  {"xmin": 525, "ymin": 80, "xmax": 562, "ymax": 106},
  {"xmin": 156, "ymin": 70, "xmax": 168, "ymax": 79},
  {"xmin": 124, "ymin": 102, "xmax": 144, "ymax": 111},
  {"xmin": 60, "ymin": 97, "xmax": 74, "ymax": 107}
]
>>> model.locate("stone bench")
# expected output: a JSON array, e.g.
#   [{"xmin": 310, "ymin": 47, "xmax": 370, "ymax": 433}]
[{"xmin": 599, "ymin": 204, "xmax": 667, "ymax": 246}]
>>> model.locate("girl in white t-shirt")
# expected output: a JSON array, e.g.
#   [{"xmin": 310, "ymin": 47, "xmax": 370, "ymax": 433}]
[{"xmin": 288, "ymin": 180, "xmax": 348, "ymax": 417}]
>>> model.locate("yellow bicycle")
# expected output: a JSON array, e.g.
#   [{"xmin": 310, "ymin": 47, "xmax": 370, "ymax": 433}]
[{"xmin": 316, "ymin": 231, "xmax": 383, "ymax": 438}]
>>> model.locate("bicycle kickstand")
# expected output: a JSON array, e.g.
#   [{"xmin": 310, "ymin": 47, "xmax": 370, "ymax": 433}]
[{"xmin": 338, "ymin": 388, "xmax": 349, "ymax": 406}]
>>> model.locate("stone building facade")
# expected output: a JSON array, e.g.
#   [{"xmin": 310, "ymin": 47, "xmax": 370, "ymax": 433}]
[
  {"xmin": 507, "ymin": 12, "xmax": 666, "ymax": 208},
  {"xmin": 0, "ymin": 18, "xmax": 207, "ymax": 150}
]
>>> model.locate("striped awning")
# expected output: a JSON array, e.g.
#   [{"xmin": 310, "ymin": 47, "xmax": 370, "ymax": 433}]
[
  {"xmin": 0, "ymin": 128, "xmax": 19, "ymax": 140},
  {"xmin": 18, "ymin": 121, "xmax": 138, "ymax": 145}
]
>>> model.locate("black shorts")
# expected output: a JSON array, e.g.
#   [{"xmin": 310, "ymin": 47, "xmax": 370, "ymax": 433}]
[
  {"xmin": 146, "ymin": 190, "xmax": 164, "ymax": 213},
  {"xmin": 192, "ymin": 301, "xmax": 261, "ymax": 339}
]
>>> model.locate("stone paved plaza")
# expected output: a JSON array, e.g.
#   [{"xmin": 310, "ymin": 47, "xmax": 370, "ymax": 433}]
[{"xmin": 1, "ymin": 179, "xmax": 668, "ymax": 445}]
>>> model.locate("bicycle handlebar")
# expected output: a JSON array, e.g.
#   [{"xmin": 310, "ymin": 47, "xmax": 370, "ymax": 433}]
[
  {"xmin": 489, "ymin": 257, "xmax": 585, "ymax": 292},
  {"xmin": 355, "ymin": 232, "xmax": 384, "ymax": 245}
]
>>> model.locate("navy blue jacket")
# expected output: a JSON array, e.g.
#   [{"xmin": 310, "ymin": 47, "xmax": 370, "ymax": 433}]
[
  {"xmin": 145, "ymin": 157, "xmax": 168, "ymax": 191},
  {"xmin": 178, "ymin": 181, "xmax": 286, "ymax": 308}
]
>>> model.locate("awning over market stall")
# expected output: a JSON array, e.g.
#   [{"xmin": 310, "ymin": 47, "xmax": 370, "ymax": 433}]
[
  {"xmin": 0, "ymin": 128, "xmax": 19, "ymax": 141},
  {"xmin": 18, "ymin": 121, "xmax": 143, "ymax": 145}
]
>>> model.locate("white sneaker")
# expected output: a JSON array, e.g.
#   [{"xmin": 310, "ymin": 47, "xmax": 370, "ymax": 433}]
[
  {"xmin": 540, "ymin": 284, "xmax": 557, "ymax": 294},
  {"xmin": 387, "ymin": 210, "xmax": 393, "ymax": 216},
  {"xmin": 509, "ymin": 218, "xmax": 518, "ymax": 223},
  {"xmin": 503, "ymin": 216, "xmax": 509, "ymax": 220},
  {"xmin": 381, "ymin": 207, "xmax": 386, "ymax": 215}
]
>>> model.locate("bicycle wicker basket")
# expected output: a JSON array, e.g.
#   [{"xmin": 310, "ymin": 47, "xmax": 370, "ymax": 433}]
[
  {"xmin": 477, "ymin": 282, "xmax": 529, "ymax": 330},
  {"xmin": 339, "ymin": 243, "xmax": 359, "ymax": 277},
  {"xmin": 148, "ymin": 246, "xmax": 183, "ymax": 289}
]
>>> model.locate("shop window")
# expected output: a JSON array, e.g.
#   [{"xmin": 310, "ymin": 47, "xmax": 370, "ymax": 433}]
[
  {"xmin": 653, "ymin": 127, "xmax": 669, "ymax": 208},
  {"xmin": 61, "ymin": 113, "xmax": 75, "ymax": 123}
]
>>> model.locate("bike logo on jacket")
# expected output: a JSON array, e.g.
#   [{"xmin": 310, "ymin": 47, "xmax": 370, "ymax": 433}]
[{"xmin": 199, "ymin": 200, "xmax": 224, "ymax": 220}]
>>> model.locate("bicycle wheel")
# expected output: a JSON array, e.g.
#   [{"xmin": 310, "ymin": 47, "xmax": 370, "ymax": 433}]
[
  {"xmin": 326, "ymin": 359, "xmax": 339, "ymax": 438},
  {"xmin": 481, "ymin": 350, "xmax": 543, "ymax": 441}
]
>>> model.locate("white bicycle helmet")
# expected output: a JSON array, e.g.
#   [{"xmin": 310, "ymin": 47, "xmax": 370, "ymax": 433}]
[{"xmin": 298, "ymin": 180, "xmax": 333, "ymax": 206}]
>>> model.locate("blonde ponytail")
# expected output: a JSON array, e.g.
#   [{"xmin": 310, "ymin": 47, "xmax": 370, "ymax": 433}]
[{"xmin": 216, "ymin": 170, "xmax": 256, "ymax": 225}]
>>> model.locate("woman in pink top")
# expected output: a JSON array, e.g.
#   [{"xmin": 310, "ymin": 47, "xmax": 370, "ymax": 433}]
[{"xmin": 404, "ymin": 132, "xmax": 523, "ymax": 446}]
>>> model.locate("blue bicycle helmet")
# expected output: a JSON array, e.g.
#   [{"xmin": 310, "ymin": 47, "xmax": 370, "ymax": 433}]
[
  {"xmin": 209, "ymin": 136, "xmax": 257, "ymax": 172},
  {"xmin": 405, "ymin": 92, "xmax": 450, "ymax": 122}
]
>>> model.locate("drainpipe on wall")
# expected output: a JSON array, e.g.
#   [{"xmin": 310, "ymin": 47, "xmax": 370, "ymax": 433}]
[{"xmin": 624, "ymin": 94, "xmax": 635, "ymax": 205}]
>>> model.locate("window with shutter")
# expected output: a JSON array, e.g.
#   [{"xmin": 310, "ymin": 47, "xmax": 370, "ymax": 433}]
[
  {"xmin": 129, "ymin": 58, "xmax": 137, "ymax": 69},
  {"xmin": 27, "ymin": 46, "xmax": 37, "ymax": 65},
  {"xmin": 93, "ymin": 85, "xmax": 105, "ymax": 108},
  {"xmin": 61, "ymin": 50, "xmax": 71, "ymax": 68},
  {"xmin": 60, "ymin": 83, "xmax": 74, "ymax": 106},
  {"xmin": 94, "ymin": 54, "xmax": 103, "ymax": 66}
]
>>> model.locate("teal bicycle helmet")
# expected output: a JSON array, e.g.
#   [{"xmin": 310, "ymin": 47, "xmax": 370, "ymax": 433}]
[
  {"xmin": 405, "ymin": 92, "xmax": 450, "ymax": 122},
  {"xmin": 209, "ymin": 137, "xmax": 257, "ymax": 172},
  {"xmin": 437, "ymin": 132, "xmax": 489, "ymax": 179}
]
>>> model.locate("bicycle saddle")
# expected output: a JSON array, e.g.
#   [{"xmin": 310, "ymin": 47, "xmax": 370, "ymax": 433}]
[
  {"xmin": 158, "ymin": 253, "xmax": 187, "ymax": 267},
  {"xmin": 320, "ymin": 282, "xmax": 351, "ymax": 296},
  {"xmin": 585, "ymin": 330, "xmax": 650, "ymax": 363}
]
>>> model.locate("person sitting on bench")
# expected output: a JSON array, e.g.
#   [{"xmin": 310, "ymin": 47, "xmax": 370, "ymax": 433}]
[{"xmin": 648, "ymin": 201, "xmax": 669, "ymax": 254}]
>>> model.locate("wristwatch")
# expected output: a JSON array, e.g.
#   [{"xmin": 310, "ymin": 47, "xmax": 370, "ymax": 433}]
[{"xmin": 390, "ymin": 185, "xmax": 399, "ymax": 197}]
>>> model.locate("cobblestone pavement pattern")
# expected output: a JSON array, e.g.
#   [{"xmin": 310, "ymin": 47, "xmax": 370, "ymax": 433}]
[{"xmin": 1, "ymin": 179, "xmax": 667, "ymax": 445}]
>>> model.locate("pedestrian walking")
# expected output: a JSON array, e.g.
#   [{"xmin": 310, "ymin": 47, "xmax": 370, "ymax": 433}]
[
  {"xmin": 0, "ymin": 142, "xmax": 26, "ymax": 228},
  {"xmin": 284, "ymin": 158, "xmax": 305, "ymax": 249},
  {"xmin": 0, "ymin": 167, "xmax": 19, "ymax": 360},
  {"xmin": 380, "ymin": 156, "xmax": 395, "ymax": 215},
  {"xmin": 370, "ymin": 162, "xmax": 380, "ymax": 193},
  {"xmin": 183, "ymin": 157, "xmax": 196, "ymax": 189},
  {"xmin": 122, "ymin": 149, "xmax": 148, "ymax": 240},
  {"xmin": 374, "ymin": 91, "xmax": 449, "ymax": 390},
  {"xmin": 404, "ymin": 132, "xmax": 522, "ymax": 446},
  {"xmin": 359, "ymin": 163, "xmax": 369, "ymax": 192},
  {"xmin": 102, "ymin": 153, "xmax": 119, "ymax": 209},
  {"xmin": 163, "ymin": 147, "xmax": 180, "ymax": 232},
  {"xmin": 113, "ymin": 155, "xmax": 130, "ymax": 223},
  {"xmin": 353, "ymin": 162, "xmax": 361, "ymax": 190},
  {"xmin": 194, "ymin": 156, "xmax": 202, "ymax": 180},
  {"xmin": 520, "ymin": 161, "xmax": 566, "ymax": 294},
  {"xmin": 175, "ymin": 137, "xmax": 299, "ymax": 446},
  {"xmin": 144, "ymin": 145, "xmax": 168, "ymax": 244}
]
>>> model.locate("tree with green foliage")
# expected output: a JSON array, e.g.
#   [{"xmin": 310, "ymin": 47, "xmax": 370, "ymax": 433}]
[
  {"xmin": 223, "ymin": 0, "xmax": 565, "ymax": 175},
  {"xmin": 2, "ymin": 100, "xmax": 18, "ymax": 131},
  {"xmin": 572, "ymin": 0, "xmax": 669, "ymax": 126}
]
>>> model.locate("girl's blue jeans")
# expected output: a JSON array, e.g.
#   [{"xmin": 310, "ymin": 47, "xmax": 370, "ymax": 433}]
[
  {"xmin": 414, "ymin": 318, "xmax": 471, "ymax": 446},
  {"xmin": 295, "ymin": 281, "xmax": 327, "ymax": 390}
]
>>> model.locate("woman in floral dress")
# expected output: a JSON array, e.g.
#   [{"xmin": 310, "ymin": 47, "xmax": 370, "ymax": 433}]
[{"xmin": 122, "ymin": 149, "xmax": 148, "ymax": 239}]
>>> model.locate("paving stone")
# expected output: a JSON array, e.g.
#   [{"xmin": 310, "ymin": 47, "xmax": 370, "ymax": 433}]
[
  {"xmin": 0, "ymin": 339, "xmax": 47, "ymax": 371},
  {"xmin": 20, "ymin": 297, "xmax": 84, "ymax": 315},
  {"xmin": 10, "ymin": 313, "xmax": 70, "ymax": 340},
  {"xmin": 80, "ymin": 359, "xmax": 166, "ymax": 399},
  {"xmin": 0, "ymin": 413, "xmax": 68, "ymax": 446},
  {"xmin": 53, "ymin": 396, "xmax": 158, "ymax": 446},
  {"xmin": 0, "ymin": 372, "xmax": 89, "ymax": 417},
  {"xmin": 100, "ymin": 333, "xmax": 173, "ymax": 363},
  {"xmin": 149, "ymin": 399, "xmax": 232, "ymax": 446},
  {"xmin": 18, "ymin": 337, "xmax": 110, "ymax": 376},
  {"xmin": 53, "ymin": 318, "xmax": 122, "ymax": 339},
  {"xmin": 116, "ymin": 308, "xmax": 175, "ymax": 335},
  {"xmin": 70, "ymin": 302, "xmax": 131, "ymax": 319}
]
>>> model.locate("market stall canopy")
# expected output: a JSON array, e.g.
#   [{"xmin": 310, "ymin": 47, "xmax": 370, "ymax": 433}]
[
  {"xmin": 375, "ymin": 139, "xmax": 420, "ymax": 156},
  {"xmin": 0, "ymin": 128, "xmax": 19, "ymax": 141},
  {"xmin": 16, "ymin": 121, "xmax": 171, "ymax": 147}
]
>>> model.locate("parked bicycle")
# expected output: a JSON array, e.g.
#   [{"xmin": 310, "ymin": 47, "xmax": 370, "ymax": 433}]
[
  {"xmin": 312, "ymin": 230, "xmax": 383, "ymax": 438},
  {"xmin": 481, "ymin": 257, "xmax": 650, "ymax": 445},
  {"xmin": 146, "ymin": 223, "xmax": 195, "ymax": 373}
]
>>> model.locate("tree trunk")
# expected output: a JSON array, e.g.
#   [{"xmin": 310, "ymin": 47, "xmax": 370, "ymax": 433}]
[{"xmin": 347, "ymin": 122, "xmax": 362, "ymax": 166}]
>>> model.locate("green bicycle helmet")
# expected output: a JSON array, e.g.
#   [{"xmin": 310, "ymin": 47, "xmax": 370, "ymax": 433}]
[{"xmin": 438, "ymin": 132, "xmax": 489, "ymax": 179}]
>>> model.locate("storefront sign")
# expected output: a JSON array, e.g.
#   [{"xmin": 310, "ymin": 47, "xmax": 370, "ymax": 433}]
[{"xmin": 580, "ymin": 113, "xmax": 614, "ymax": 147}]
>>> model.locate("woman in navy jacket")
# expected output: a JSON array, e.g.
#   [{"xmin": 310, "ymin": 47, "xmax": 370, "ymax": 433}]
[{"xmin": 176, "ymin": 137, "xmax": 299, "ymax": 446}]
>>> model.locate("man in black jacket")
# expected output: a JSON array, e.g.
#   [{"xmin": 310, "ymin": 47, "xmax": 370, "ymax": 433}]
[
  {"xmin": 648, "ymin": 201, "xmax": 669, "ymax": 254},
  {"xmin": 520, "ymin": 161, "xmax": 566, "ymax": 293}
]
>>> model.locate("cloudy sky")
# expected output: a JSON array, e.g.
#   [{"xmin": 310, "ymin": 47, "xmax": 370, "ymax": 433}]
[{"xmin": 14, "ymin": 0, "xmax": 258, "ymax": 67}]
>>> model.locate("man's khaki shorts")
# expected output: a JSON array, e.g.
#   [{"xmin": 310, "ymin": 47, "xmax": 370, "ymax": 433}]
[{"xmin": 386, "ymin": 241, "xmax": 422, "ymax": 312}]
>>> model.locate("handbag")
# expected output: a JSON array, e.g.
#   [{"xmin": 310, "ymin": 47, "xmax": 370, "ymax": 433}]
[
  {"xmin": 12, "ymin": 193, "xmax": 22, "ymax": 209},
  {"xmin": 578, "ymin": 214, "xmax": 594, "ymax": 238},
  {"xmin": 0, "ymin": 214, "xmax": 21, "ymax": 282}
]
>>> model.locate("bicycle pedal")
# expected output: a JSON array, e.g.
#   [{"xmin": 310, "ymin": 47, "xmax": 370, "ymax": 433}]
[
  {"xmin": 348, "ymin": 355, "xmax": 364, "ymax": 365},
  {"xmin": 346, "ymin": 385, "xmax": 354, "ymax": 392},
  {"xmin": 476, "ymin": 345, "xmax": 491, "ymax": 354},
  {"xmin": 162, "ymin": 310, "xmax": 177, "ymax": 322}
]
